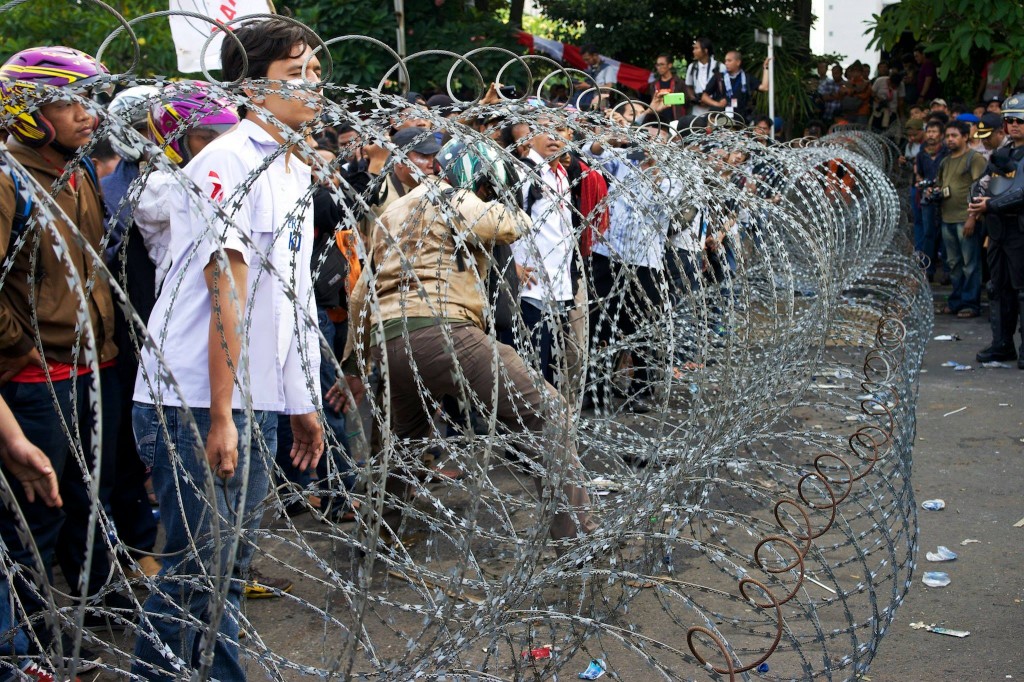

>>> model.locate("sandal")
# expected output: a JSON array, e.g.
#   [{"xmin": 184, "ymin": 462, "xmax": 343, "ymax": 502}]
[
  {"xmin": 938, "ymin": 305, "xmax": 955, "ymax": 315},
  {"xmin": 956, "ymin": 309, "xmax": 978, "ymax": 318}
]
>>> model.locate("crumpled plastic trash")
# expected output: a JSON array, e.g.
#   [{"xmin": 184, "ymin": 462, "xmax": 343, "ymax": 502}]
[
  {"xmin": 934, "ymin": 334, "xmax": 959, "ymax": 341},
  {"xmin": 929, "ymin": 626, "xmax": 970, "ymax": 638},
  {"xmin": 578, "ymin": 659, "xmax": 606, "ymax": 680},
  {"xmin": 926, "ymin": 546, "xmax": 957, "ymax": 562},
  {"xmin": 981, "ymin": 361, "xmax": 1012, "ymax": 368},
  {"xmin": 921, "ymin": 499, "xmax": 945, "ymax": 511},
  {"xmin": 954, "ymin": 364, "xmax": 973, "ymax": 371},
  {"xmin": 922, "ymin": 571, "xmax": 951, "ymax": 587}
]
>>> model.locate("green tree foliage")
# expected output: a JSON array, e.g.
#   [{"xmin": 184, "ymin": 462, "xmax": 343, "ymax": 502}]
[
  {"xmin": 0, "ymin": 0, "xmax": 177, "ymax": 77},
  {"xmin": 530, "ymin": 0, "xmax": 817, "ymax": 127},
  {"xmin": 868, "ymin": 0, "xmax": 1024, "ymax": 102},
  {"xmin": 292, "ymin": 0, "xmax": 523, "ymax": 97}
]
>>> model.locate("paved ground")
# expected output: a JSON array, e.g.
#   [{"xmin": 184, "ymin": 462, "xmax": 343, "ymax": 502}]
[
  {"xmin": 868, "ymin": 287, "xmax": 1024, "ymax": 681},
  {"xmin": 77, "ymin": 285, "xmax": 1022, "ymax": 681}
]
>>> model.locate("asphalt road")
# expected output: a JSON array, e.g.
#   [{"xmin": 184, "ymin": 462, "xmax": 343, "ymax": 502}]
[{"xmin": 868, "ymin": 288, "xmax": 1024, "ymax": 682}]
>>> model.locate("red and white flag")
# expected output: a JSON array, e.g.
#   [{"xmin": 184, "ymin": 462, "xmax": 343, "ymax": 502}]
[
  {"xmin": 515, "ymin": 31, "xmax": 654, "ymax": 93},
  {"xmin": 168, "ymin": 0, "xmax": 273, "ymax": 73}
]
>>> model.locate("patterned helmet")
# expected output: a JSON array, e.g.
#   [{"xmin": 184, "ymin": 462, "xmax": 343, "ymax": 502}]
[
  {"xmin": 148, "ymin": 81, "xmax": 239, "ymax": 166},
  {"xmin": 1001, "ymin": 93, "xmax": 1024, "ymax": 120},
  {"xmin": 440, "ymin": 139, "xmax": 513, "ymax": 198},
  {"xmin": 108, "ymin": 85, "xmax": 160, "ymax": 162},
  {"xmin": 0, "ymin": 46, "xmax": 108, "ymax": 147}
]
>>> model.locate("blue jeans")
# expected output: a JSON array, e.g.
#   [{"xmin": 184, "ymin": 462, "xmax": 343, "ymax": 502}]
[
  {"xmin": 131, "ymin": 404, "xmax": 276, "ymax": 681},
  {"xmin": 942, "ymin": 221, "xmax": 983, "ymax": 313},
  {"xmin": 918, "ymin": 202, "xmax": 943, "ymax": 277},
  {"xmin": 0, "ymin": 368, "xmax": 118, "ymax": 645},
  {"xmin": 909, "ymin": 186, "xmax": 922, "ymax": 253},
  {"xmin": 0, "ymin": 576, "xmax": 29, "ymax": 678}
]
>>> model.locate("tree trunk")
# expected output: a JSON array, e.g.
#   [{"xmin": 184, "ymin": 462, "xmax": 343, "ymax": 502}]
[
  {"xmin": 509, "ymin": 0, "xmax": 525, "ymax": 27},
  {"xmin": 793, "ymin": 0, "xmax": 813, "ymax": 56}
]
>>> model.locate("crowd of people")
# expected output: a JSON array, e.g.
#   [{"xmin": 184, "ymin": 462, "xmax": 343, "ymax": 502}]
[
  {"xmin": 806, "ymin": 44, "xmax": 1024, "ymax": 366},
  {"xmin": 0, "ymin": 21, "xmax": 1021, "ymax": 682}
]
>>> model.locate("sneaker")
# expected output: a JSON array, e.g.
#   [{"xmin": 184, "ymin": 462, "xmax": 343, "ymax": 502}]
[
  {"xmin": 243, "ymin": 567, "xmax": 293, "ymax": 599},
  {"xmin": 19, "ymin": 662, "xmax": 79, "ymax": 682}
]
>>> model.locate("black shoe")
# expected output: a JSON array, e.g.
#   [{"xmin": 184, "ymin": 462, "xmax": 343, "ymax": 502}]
[
  {"xmin": 50, "ymin": 635, "xmax": 102, "ymax": 674},
  {"xmin": 976, "ymin": 344, "xmax": 1018, "ymax": 363},
  {"xmin": 1019, "ymin": 356, "xmax": 1024, "ymax": 370},
  {"xmin": 83, "ymin": 592, "xmax": 136, "ymax": 631},
  {"xmin": 626, "ymin": 397, "xmax": 652, "ymax": 414}
]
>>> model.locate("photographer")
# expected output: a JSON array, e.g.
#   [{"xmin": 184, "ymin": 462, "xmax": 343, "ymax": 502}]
[
  {"xmin": 914, "ymin": 119, "xmax": 948, "ymax": 282},
  {"xmin": 937, "ymin": 120, "xmax": 987, "ymax": 317}
]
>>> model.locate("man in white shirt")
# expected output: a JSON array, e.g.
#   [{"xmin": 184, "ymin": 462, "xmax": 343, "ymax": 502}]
[
  {"xmin": 586, "ymin": 130, "xmax": 675, "ymax": 413},
  {"xmin": 131, "ymin": 18, "xmax": 326, "ymax": 680},
  {"xmin": 513, "ymin": 116, "xmax": 578, "ymax": 388},
  {"xmin": 686, "ymin": 37, "xmax": 728, "ymax": 116}
]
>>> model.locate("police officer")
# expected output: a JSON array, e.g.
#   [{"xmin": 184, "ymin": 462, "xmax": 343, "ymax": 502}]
[{"xmin": 970, "ymin": 94, "xmax": 1024, "ymax": 368}]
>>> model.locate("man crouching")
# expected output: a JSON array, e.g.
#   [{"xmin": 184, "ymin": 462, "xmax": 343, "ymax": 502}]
[{"xmin": 345, "ymin": 132, "xmax": 597, "ymax": 555}]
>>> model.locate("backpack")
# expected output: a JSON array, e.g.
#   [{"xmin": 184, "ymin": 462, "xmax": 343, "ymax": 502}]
[{"xmin": 4, "ymin": 156, "xmax": 99, "ymax": 257}]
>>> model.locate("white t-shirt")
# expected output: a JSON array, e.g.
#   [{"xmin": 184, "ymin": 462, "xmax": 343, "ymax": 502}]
[
  {"xmin": 513, "ymin": 149, "xmax": 575, "ymax": 303},
  {"xmin": 591, "ymin": 153, "xmax": 675, "ymax": 269},
  {"xmin": 686, "ymin": 58, "xmax": 727, "ymax": 115},
  {"xmin": 134, "ymin": 119, "xmax": 320, "ymax": 415},
  {"xmin": 871, "ymin": 76, "xmax": 903, "ymax": 113},
  {"xmin": 134, "ymin": 168, "xmax": 175, "ymax": 288}
]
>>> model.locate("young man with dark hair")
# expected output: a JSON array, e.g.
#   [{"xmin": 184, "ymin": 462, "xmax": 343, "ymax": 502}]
[
  {"xmin": 915, "ymin": 119, "xmax": 948, "ymax": 281},
  {"xmin": 685, "ymin": 37, "xmax": 727, "ymax": 116},
  {"xmin": 937, "ymin": 120, "xmax": 987, "ymax": 317},
  {"xmin": 649, "ymin": 53, "xmax": 685, "ymax": 124},
  {"xmin": 914, "ymin": 44, "xmax": 940, "ymax": 105},
  {"xmin": 0, "ymin": 45, "xmax": 119, "ymax": 676},
  {"xmin": 131, "ymin": 17, "xmax": 326, "ymax": 679}
]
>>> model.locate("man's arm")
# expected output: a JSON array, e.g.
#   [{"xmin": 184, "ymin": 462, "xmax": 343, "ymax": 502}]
[
  {"xmin": 0, "ymin": 394, "xmax": 60, "ymax": 507},
  {"xmin": 758, "ymin": 59, "xmax": 771, "ymax": 93},
  {"xmin": 204, "ymin": 249, "xmax": 248, "ymax": 479}
]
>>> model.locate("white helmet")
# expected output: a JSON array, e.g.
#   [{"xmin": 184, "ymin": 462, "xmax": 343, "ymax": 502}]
[{"xmin": 107, "ymin": 85, "xmax": 160, "ymax": 161}]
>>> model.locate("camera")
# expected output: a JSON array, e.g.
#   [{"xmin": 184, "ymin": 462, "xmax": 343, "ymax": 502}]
[{"xmin": 917, "ymin": 178, "xmax": 941, "ymax": 205}]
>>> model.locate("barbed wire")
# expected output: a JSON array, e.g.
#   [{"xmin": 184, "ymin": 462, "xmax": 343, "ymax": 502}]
[{"xmin": 0, "ymin": 8, "xmax": 931, "ymax": 681}]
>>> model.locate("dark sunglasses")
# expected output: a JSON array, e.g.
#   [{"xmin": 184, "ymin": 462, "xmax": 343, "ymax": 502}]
[{"xmin": 1005, "ymin": 117, "xmax": 1024, "ymax": 125}]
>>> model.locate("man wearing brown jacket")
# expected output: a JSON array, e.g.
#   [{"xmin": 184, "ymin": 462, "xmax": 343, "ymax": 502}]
[
  {"xmin": 0, "ymin": 46, "xmax": 119, "ymax": 667},
  {"xmin": 345, "ymin": 139, "xmax": 598, "ymax": 557}
]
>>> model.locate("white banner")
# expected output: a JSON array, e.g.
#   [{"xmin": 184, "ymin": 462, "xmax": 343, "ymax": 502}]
[{"xmin": 168, "ymin": 0, "xmax": 272, "ymax": 74}]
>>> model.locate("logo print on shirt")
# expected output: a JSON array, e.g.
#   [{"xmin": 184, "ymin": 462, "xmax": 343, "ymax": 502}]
[{"xmin": 208, "ymin": 170, "xmax": 225, "ymax": 203}]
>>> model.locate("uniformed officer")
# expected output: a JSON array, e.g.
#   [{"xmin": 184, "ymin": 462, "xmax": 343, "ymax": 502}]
[{"xmin": 970, "ymin": 94, "xmax": 1024, "ymax": 368}]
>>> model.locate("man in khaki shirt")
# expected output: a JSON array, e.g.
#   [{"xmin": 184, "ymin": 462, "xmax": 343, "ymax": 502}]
[
  {"xmin": 939, "ymin": 120, "xmax": 988, "ymax": 317},
  {"xmin": 346, "ymin": 140, "xmax": 599, "ymax": 554}
]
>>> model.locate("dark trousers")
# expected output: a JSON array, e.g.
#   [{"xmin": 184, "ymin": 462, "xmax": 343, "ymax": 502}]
[
  {"xmin": 275, "ymin": 309, "xmax": 354, "ymax": 497},
  {"xmin": 111, "ymin": 284, "xmax": 158, "ymax": 558},
  {"xmin": 0, "ymin": 367, "xmax": 118, "ymax": 639},
  {"xmin": 519, "ymin": 299, "xmax": 572, "ymax": 388},
  {"xmin": 589, "ymin": 253, "xmax": 666, "ymax": 397},
  {"xmin": 986, "ymin": 222, "xmax": 1024, "ymax": 349}
]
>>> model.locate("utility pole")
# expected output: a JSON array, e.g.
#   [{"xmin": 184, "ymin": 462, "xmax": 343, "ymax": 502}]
[
  {"xmin": 755, "ymin": 28, "xmax": 782, "ymax": 137},
  {"xmin": 395, "ymin": 0, "xmax": 408, "ymax": 90}
]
